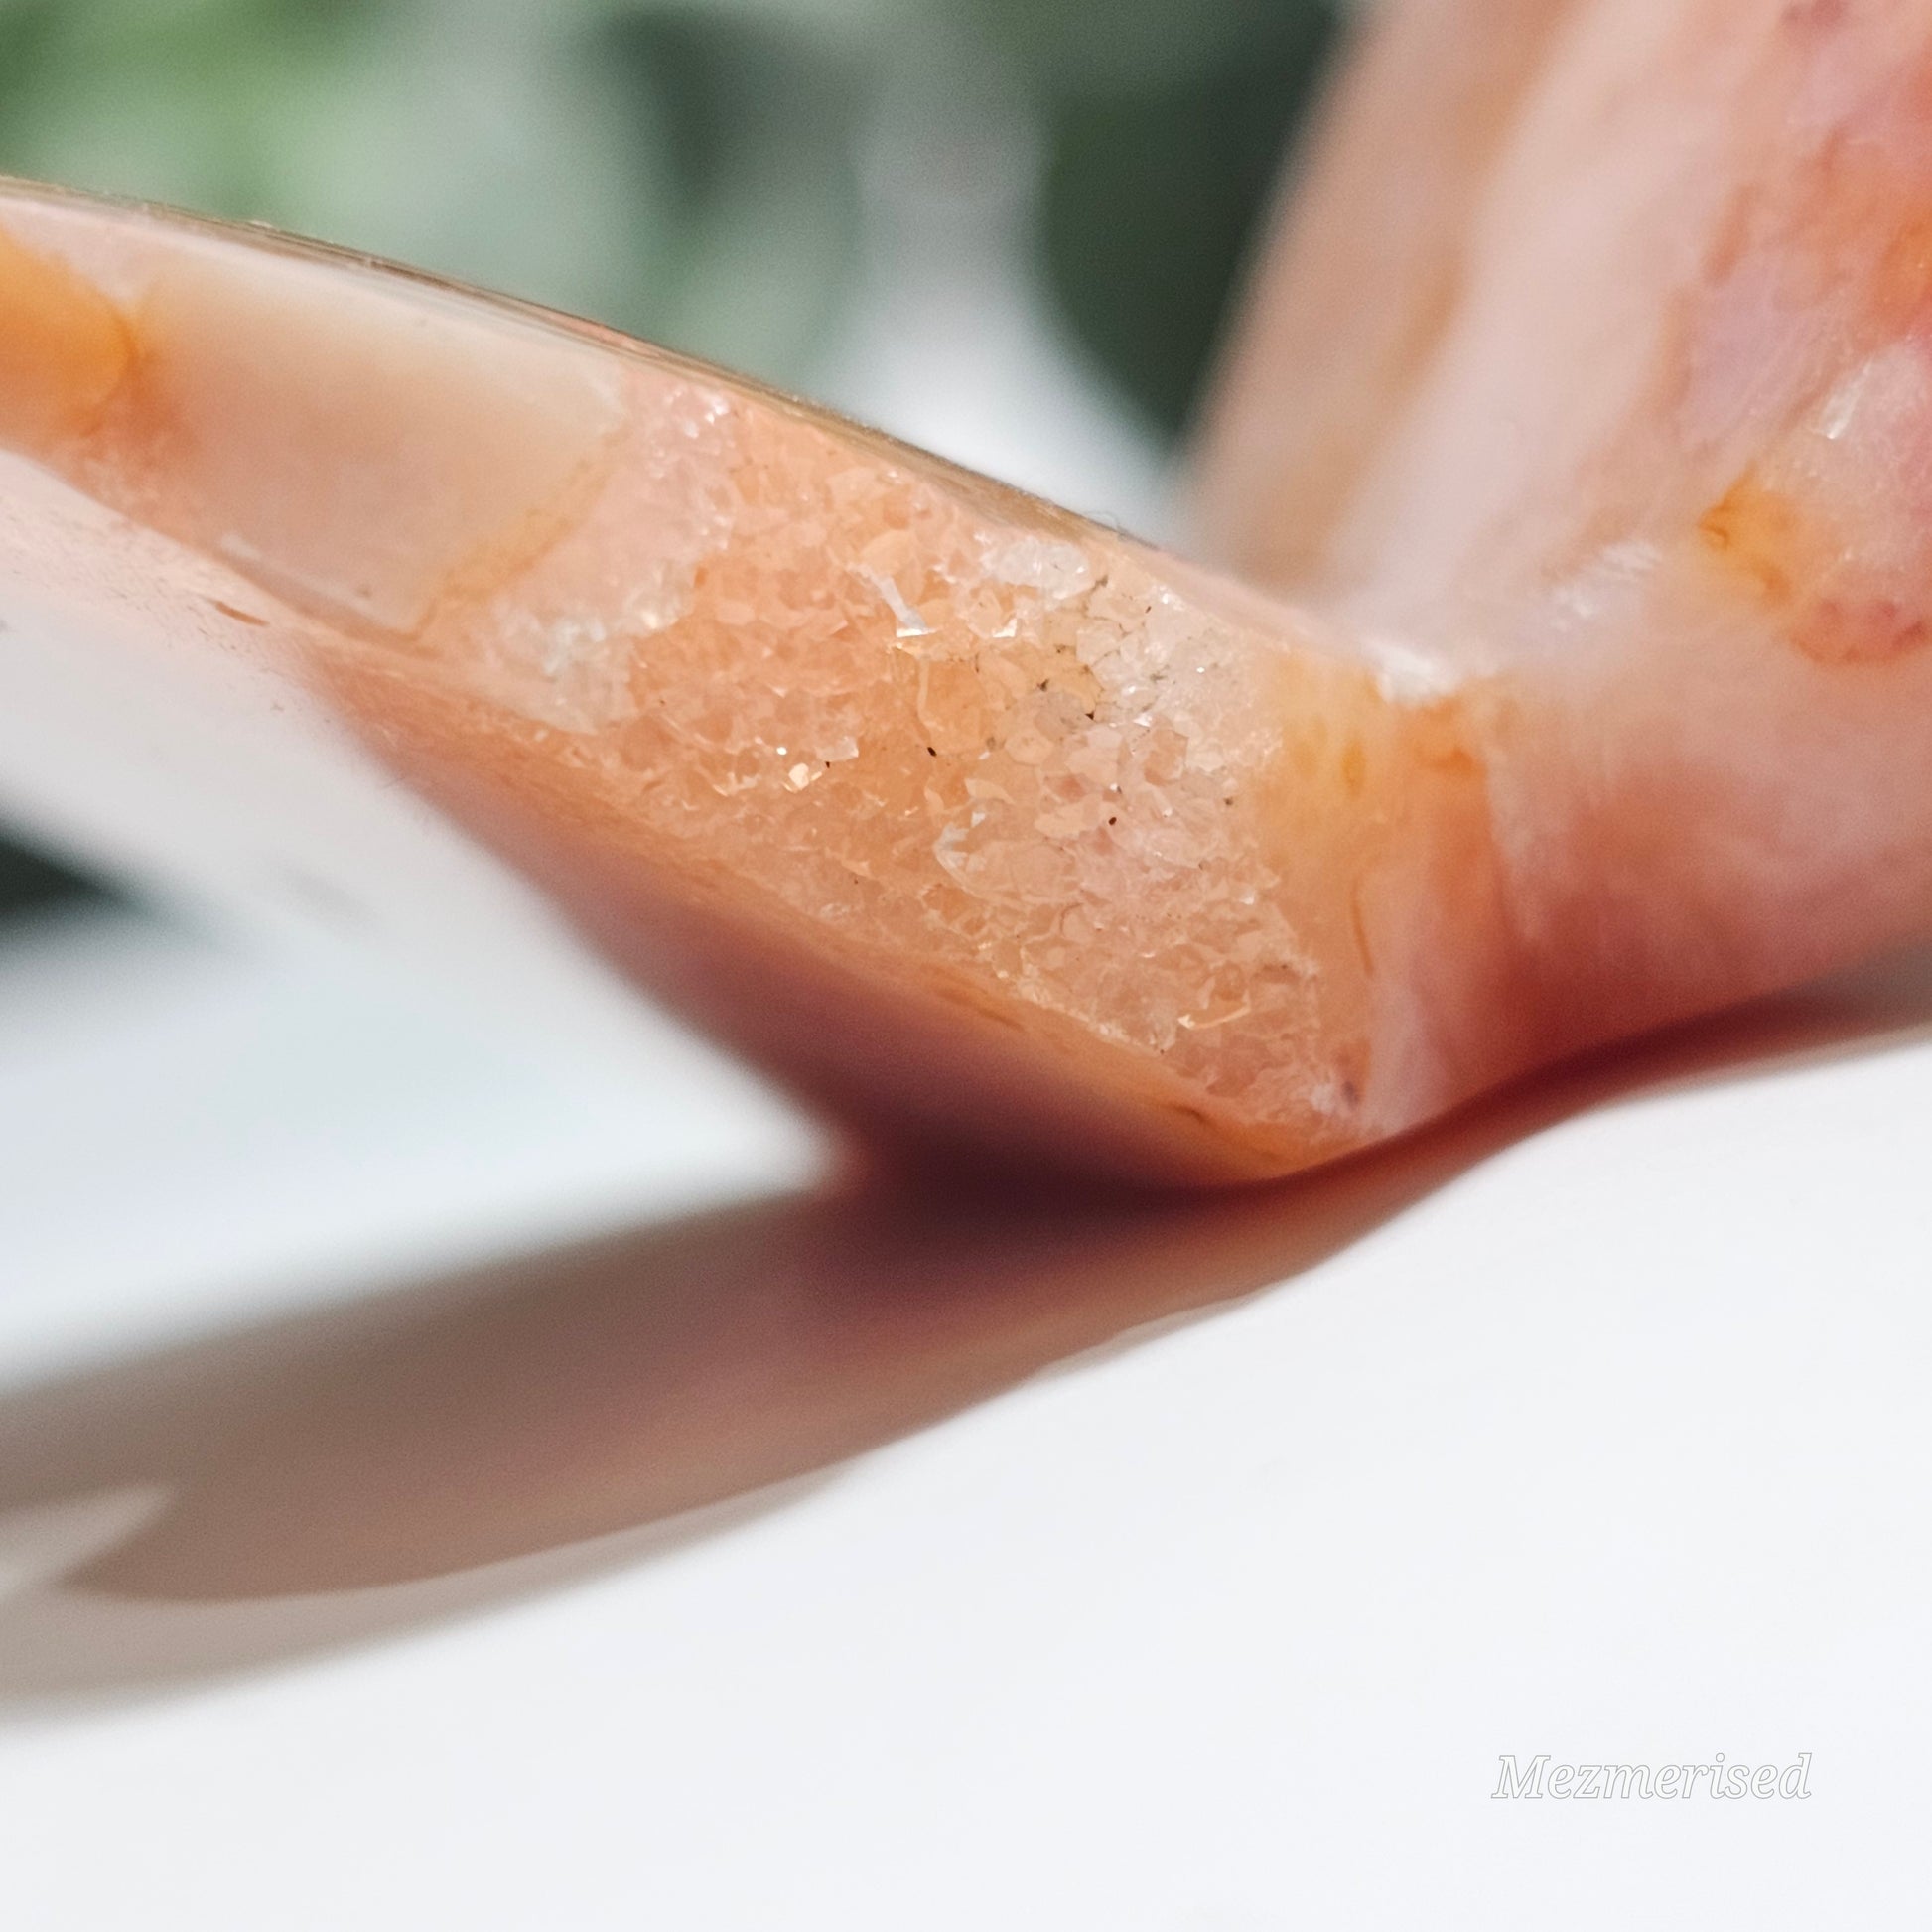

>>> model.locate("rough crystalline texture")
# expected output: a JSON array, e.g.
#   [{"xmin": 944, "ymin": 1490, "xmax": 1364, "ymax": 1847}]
[
  {"xmin": 4, "ymin": 0, "xmax": 1932, "ymax": 1185},
  {"xmin": 1194, "ymin": 0, "xmax": 1932, "ymax": 1122}
]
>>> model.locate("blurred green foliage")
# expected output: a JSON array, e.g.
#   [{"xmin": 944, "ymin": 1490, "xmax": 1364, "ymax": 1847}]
[
  {"xmin": 0, "ymin": 835, "xmax": 94, "ymax": 912},
  {"xmin": 0, "ymin": 0, "xmax": 1342, "ymax": 912},
  {"xmin": 0, "ymin": 0, "xmax": 1341, "ymax": 416},
  {"xmin": 1042, "ymin": 2, "xmax": 1338, "ymax": 435}
]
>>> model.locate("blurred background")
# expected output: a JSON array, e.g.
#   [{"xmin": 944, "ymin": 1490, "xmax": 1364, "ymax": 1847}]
[{"xmin": 0, "ymin": 0, "xmax": 1346, "ymax": 915}]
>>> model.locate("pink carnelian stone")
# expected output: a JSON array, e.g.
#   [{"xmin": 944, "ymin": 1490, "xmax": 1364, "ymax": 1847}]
[{"xmin": 2, "ymin": 1, "xmax": 1932, "ymax": 1184}]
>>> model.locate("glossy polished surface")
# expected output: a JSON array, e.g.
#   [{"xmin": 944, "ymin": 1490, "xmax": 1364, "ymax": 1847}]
[
  {"xmin": 0, "ymin": 181, "xmax": 1406, "ymax": 1183},
  {"xmin": 7, "ymin": 6, "xmax": 1932, "ymax": 1188}
]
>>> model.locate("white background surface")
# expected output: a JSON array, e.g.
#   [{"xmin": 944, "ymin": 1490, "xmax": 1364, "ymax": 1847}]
[{"xmin": 0, "ymin": 901, "xmax": 1928, "ymax": 1931}]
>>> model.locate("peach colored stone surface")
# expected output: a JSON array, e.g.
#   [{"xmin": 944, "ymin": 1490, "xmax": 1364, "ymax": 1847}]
[{"xmin": 4, "ymin": 1, "xmax": 1932, "ymax": 1183}]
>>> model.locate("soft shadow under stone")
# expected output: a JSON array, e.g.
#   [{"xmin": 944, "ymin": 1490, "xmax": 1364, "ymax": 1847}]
[{"xmin": 1, "ymin": 942, "xmax": 1928, "ymax": 1718}]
